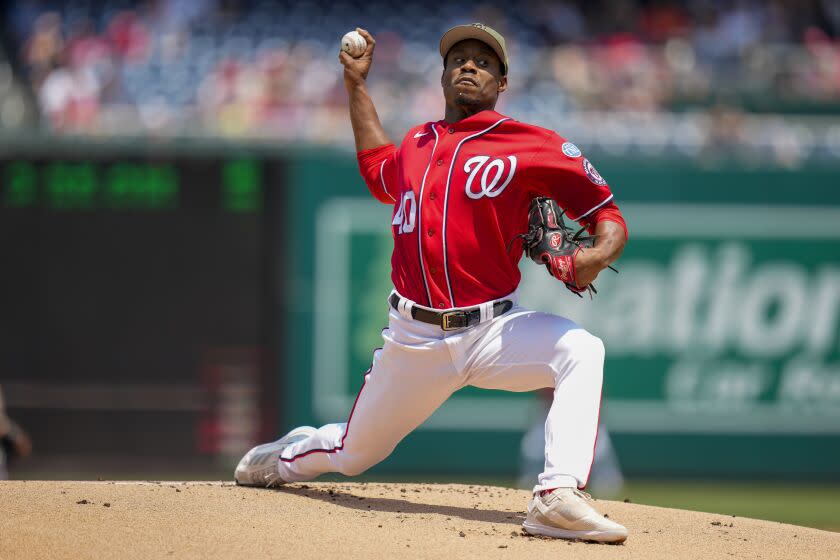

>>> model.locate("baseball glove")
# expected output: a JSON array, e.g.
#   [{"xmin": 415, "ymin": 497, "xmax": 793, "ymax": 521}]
[{"xmin": 510, "ymin": 197, "xmax": 606, "ymax": 297}]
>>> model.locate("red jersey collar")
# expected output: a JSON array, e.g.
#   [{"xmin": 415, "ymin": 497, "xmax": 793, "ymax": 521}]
[{"xmin": 435, "ymin": 109, "xmax": 511, "ymax": 133}]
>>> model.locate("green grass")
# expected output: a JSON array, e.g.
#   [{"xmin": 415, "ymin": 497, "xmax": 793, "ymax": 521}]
[{"xmin": 606, "ymin": 481, "xmax": 840, "ymax": 532}]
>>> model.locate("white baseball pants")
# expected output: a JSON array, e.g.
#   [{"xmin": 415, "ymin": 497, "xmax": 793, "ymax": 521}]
[{"xmin": 277, "ymin": 291, "xmax": 605, "ymax": 493}]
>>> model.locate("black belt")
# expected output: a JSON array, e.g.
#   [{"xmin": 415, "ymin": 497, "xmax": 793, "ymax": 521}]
[{"xmin": 389, "ymin": 293, "xmax": 513, "ymax": 331}]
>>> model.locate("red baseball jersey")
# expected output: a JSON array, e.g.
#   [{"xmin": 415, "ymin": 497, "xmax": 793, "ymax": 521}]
[{"xmin": 357, "ymin": 109, "xmax": 627, "ymax": 309}]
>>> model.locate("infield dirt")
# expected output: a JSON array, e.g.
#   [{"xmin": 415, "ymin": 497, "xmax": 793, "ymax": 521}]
[{"xmin": 2, "ymin": 481, "xmax": 838, "ymax": 559}]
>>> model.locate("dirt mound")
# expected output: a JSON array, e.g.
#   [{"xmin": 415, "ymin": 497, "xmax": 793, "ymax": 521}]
[{"xmin": 2, "ymin": 481, "xmax": 838, "ymax": 559}]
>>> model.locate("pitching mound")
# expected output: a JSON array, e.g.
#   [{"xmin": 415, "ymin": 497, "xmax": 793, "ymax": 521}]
[{"xmin": 2, "ymin": 481, "xmax": 838, "ymax": 559}]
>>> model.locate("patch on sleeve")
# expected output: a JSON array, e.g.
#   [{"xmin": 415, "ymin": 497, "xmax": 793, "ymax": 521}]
[
  {"xmin": 561, "ymin": 142, "xmax": 582, "ymax": 158},
  {"xmin": 582, "ymin": 158, "xmax": 607, "ymax": 186}
]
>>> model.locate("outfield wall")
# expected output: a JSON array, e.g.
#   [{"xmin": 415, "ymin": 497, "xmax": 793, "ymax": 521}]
[{"xmin": 284, "ymin": 151, "xmax": 840, "ymax": 478}]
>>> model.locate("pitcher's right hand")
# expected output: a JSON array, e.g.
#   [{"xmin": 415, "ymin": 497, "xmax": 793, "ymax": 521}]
[{"xmin": 339, "ymin": 28, "xmax": 376, "ymax": 89}]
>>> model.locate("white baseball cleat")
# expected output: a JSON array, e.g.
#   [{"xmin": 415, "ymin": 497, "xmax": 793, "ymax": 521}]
[
  {"xmin": 522, "ymin": 487, "xmax": 628, "ymax": 543},
  {"xmin": 234, "ymin": 426, "xmax": 317, "ymax": 487}
]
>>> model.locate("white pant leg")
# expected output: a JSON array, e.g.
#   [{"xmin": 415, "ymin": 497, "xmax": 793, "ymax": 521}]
[
  {"xmin": 277, "ymin": 309, "xmax": 462, "ymax": 482},
  {"xmin": 462, "ymin": 307, "xmax": 605, "ymax": 492}
]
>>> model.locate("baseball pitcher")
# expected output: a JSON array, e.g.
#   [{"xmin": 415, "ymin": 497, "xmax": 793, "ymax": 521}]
[{"xmin": 236, "ymin": 23, "xmax": 629, "ymax": 543}]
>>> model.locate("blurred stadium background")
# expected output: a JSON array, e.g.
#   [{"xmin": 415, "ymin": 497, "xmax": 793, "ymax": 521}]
[{"xmin": 1, "ymin": 0, "xmax": 839, "ymax": 531}]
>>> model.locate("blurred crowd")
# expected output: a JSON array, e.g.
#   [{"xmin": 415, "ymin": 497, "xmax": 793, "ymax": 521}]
[{"xmin": 3, "ymin": 0, "xmax": 840, "ymax": 159}]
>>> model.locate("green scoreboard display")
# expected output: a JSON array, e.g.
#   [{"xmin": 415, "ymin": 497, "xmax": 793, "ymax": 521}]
[
  {"xmin": 2, "ymin": 158, "xmax": 264, "ymax": 212},
  {"xmin": 0, "ymin": 154, "xmax": 285, "ymax": 463}
]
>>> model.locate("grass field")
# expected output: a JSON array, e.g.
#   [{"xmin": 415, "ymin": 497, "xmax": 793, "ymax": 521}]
[{"xmin": 610, "ymin": 481, "xmax": 840, "ymax": 532}]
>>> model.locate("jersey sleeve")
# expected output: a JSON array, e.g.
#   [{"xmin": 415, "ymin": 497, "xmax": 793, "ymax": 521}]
[
  {"xmin": 525, "ymin": 133, "xmax": 624, "ymax": 234},
  {"xmin": 586, "ymin": 203, "xmax": 628, "ymax": 239},
  {"xmin": 357, "ymin": 144, "xmax": 399, "ymax": 204}
]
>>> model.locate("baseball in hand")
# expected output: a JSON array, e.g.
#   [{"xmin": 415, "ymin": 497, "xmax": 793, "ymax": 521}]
[{"xmin": 341, "ymin": 30, "xmax": 367, "ymax": 58}]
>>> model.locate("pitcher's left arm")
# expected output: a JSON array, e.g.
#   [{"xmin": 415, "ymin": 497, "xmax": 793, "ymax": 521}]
[{"xmin": 524, "ymin": 133, "xmax": 628, "ymax": 289}]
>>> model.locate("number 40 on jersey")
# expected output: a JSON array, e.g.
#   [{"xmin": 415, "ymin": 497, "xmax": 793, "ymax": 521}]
[{"xmin": 392, "ymin": 191, "xmax": 416, "ymax": 234}]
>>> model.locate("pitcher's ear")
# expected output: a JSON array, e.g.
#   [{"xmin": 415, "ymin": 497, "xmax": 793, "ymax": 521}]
[{"xmin": 498, "ymin": 75, "xmax": 508, "ymax": 93}]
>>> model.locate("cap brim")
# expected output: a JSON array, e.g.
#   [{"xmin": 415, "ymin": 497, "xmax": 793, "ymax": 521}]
[{"xmin": 439, "ymin": 25, "xmax": 507, "ymax": 75}]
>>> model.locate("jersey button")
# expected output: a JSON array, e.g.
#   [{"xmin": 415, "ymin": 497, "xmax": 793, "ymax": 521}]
[
  {"xmin": 438, "ymin": 303, "xmax": 445, "ymax": 308},
  {"xmin": 430, "ymin": 267, "xmax": 437, "ymax": 274},
  {"xmin": 429, "ymin": 193, "xmax": 436, "ymax": 200},
  {"xmin": 427, "ymin": 229, "xmax": 434, "ymax": 237},
  {"xmin": 448, "ymin": 128, "xmax": 455, "ymax": 134},
  {"xmin": 436, "ymin": 159, "xmax": 443, "ymax": 166}
]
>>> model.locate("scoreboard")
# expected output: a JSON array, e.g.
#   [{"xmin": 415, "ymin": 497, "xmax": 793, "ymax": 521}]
[
  {"xmin": 2, "ymin": 157, "xmax": 266, "ymax": 212},
  {"xmin": 0, "ymin": 154, "xmax": 285, "ymax": 467}
]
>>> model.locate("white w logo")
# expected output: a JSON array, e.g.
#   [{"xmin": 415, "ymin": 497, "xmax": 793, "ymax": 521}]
[{"xmin": 464, "ymin": 155, "xmax": 517, "ymax": 199}]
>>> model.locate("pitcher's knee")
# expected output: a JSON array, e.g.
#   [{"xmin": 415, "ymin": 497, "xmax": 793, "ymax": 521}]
[
  {"xmin": 338, "ymin": 461, "xmax": 369, "ymax": 477},
  {"xmin": 587, "ymin": 333, "xmax": 606, "ymax": 361},
  {"xmin": 565, "ymin": 330, "xmax": 605, "ymax": 366},
  {"xmin": 336, "ymin": 449, "xmax": 389, "ymax": 477}
]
